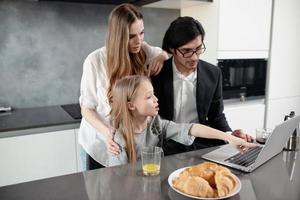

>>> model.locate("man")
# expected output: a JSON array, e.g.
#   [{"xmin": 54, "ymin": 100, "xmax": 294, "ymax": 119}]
[{"xmin": 152, "ymin": 17, "xmax": 252, "ymax": 155}]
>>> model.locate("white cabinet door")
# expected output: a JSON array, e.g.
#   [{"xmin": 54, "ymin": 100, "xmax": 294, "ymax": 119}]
[
  {"xmin": 224, "ymin": 101, "xmax": 265, "ymax": 137},
  {"xmin": 181, "ymin": 2, "xmax": 219, "ymax": 65},
  {"xmin": 266, "ymin": 97, "xmax": 300, "ymax": 129},
  {"xmin": 74, "ymin": 128, "xmax": 86, "ymax": 172},
  {"xmin": 0, "ymin": 129, "xmax": 77, "ymax": 187},
  {"xmin": 218, "ymin": 0, "xmax": 272, "ymax": 59},
  {"xmin": 265, "ymin": 0, "xmax": 300, "ymax": 127}
]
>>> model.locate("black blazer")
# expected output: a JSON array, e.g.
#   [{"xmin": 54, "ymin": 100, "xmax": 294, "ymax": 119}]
[{"xmin": 152, "ymin": 57, "xmax": 231, "ymax": 155}]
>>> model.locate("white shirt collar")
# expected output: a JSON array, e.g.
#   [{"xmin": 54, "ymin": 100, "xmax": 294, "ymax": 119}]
[{"xmin": 172, "ymin": 57, "xmax": 197, "ymax": 83}]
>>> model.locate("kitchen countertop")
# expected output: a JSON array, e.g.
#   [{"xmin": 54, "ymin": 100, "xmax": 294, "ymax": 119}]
[
  {"xmin": 0, "ymin": 96, "xmax": 265, "ymax": 139},
  {"xmin": 0, "ymin": 147, "xmax": 299, "ymax": 200},
  {"xmin": 0, "ymin": 105, "xmax": 81, "ymax": 138},
  {"xmin": 223, "ymin": 95, "xmax": 265, "ymax": 106}
]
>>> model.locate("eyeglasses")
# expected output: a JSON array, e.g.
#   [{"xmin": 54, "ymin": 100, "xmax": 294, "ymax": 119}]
[{"xmin": 176, "ymin": 43, "xmax": 206, "ymax": 58}]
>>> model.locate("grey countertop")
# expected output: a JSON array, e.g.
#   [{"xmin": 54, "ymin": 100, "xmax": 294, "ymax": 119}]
[
  {"xmin": 0, "ymin": 97, "xmax": 264, "ymax": 139},
  {"xmin": 0, "ymin": 105, "xmax": 81, "ymax": 138},
  {"xmin": 0, "ymin": 147, "xmax": 299, "ymax": 200},
  {"xmin": 223, "ymin": 95, "xmax": 265, "ymax": 106}
]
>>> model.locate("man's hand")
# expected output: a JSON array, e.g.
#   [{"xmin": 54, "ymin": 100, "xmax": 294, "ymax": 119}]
[
  {"xmin": 105, "ymin": 127, "xmax": 120, "ymax": 155},
  {"xmin": 231, "ymin": 129, "xmax": 254, "ymax": 143}
]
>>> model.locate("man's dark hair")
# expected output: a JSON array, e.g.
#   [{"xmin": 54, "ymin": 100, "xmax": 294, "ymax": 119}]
[{"xmin": 162, "ymin": 16, "xmax": 205, "ymax": 54}]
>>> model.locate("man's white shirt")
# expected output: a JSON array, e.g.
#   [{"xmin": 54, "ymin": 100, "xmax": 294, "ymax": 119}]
[{"xmin": 172, "ymin": 58, "xmax": 199, "ymax": 124}]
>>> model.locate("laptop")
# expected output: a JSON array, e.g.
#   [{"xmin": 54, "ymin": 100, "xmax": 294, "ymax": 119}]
[{"xmin": 202, "ymin": 115, "xmax": 300, "ymax": 172}]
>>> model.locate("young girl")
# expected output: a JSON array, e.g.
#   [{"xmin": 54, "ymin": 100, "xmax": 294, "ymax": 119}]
[
  {"xmin": 107, "ymin": 75, "xmax": 256, "ymax": 166},
  {"xmin": 78, "ymin": 4, "xmax": 168, "ymax": 169}
]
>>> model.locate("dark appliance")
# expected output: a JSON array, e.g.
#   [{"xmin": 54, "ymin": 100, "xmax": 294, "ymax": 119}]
[{"xmin": 217, "ymin": 59, "xmax": 267, "ymax": 99}]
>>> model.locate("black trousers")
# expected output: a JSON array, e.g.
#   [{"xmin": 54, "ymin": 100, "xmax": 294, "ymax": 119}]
[{"xmin": 86, "ymin": 154, "xmax": 105, "ymax": 170}]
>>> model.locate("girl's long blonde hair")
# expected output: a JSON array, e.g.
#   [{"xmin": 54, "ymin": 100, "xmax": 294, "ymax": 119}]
[
  {"xmin": 106, "ymin": 4, "xmax": 147, "ymax": 104},
  {"xmin": 110, "ymin": 75, "xmax": 149, "ymax": 162}
]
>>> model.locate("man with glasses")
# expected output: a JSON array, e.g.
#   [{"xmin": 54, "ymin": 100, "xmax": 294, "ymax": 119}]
[{"xmin": 152, "ymin": 17, "xmax": 252, "ymax": 155}]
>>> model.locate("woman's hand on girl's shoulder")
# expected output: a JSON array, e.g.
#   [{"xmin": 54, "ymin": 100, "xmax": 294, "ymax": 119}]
[{"xmin": 147, "ymin": 51, "xmax": 168, "ymax": 76}]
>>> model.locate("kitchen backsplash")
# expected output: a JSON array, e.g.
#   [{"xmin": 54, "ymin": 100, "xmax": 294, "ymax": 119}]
[{"xmin": 0, "ymin": 0, "xmax": 179, "ymax": 108}]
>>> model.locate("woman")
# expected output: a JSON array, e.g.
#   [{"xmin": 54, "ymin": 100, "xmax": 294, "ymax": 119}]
[
  {"xmin": 107, "ymin": 75, "xmax": 256, "ymax": 166},
  {"xmin": 79, "ymin": 4, "xmax": 168, "ymax": 170}
]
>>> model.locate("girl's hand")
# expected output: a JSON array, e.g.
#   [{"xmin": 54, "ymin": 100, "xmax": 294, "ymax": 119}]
[
  {"xmin": 228, "ymin": 135, "xmax": 257, "ymax": 152},
  {"xmin": 231, "ymin": 129, "xmax": 254, "ymax": 142},
  {"xmin": 105, "ymin": 127, "xmax": 120, "ymax": 155},
  {"xmin": 147, "ymin": 51, "xmax": 168, "ymax": 76}
]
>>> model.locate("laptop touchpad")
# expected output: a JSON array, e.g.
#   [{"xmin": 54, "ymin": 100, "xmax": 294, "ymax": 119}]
[{"xmin": 208, "ymin": 145, "xmax": 239, "ymax": 160}]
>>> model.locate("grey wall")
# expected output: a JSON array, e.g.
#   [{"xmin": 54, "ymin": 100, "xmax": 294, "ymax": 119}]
[{"xmin": 0, "ymin": 0, "xmax": 179, "ymax": 108}]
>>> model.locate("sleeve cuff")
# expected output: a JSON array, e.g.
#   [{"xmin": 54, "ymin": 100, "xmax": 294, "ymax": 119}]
[
  {"xmin": 179, "ymin": 123, "xmax": 195, "ymax": 145},
  {"xmin": 224, "ymin": 131, "xmax": 232, "ymax": 143},
  {"xmin": 79, "ymin": 96, "xmax": 97, "ymax": 109}
]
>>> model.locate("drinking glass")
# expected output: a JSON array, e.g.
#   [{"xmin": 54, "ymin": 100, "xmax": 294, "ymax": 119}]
[
  {"xmin": 141, "ymin": 146, "xmax": 163, "ymax": 176},
  {"xmin": 256, "ymin": 128, "xmax": 272, "ymax": 144}
]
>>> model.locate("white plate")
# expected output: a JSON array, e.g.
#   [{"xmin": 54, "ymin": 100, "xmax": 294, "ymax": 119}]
[{"xmin": 168, "ymin": 167, "xmax": 241, "ymax": 200}]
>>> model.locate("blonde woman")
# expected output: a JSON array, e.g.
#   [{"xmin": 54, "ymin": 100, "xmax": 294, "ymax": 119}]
[
  {"xmin": 79, "ymin": 4, "xmax": 168, "ymax": 170},
  {"xmin": 106, "ymin": 75, "xmax": 256, "ymax": 166}
]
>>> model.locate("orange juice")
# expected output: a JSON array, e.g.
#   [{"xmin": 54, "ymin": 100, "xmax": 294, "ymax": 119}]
[{"xmin": 142, "ymin": 163, "xmax": 160, "ymax": 176}]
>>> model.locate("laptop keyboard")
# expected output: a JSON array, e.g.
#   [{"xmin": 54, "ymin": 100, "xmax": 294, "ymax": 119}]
[{"xmin": 225, "ymin": 146, "xmax": 263, "ymax": 167}]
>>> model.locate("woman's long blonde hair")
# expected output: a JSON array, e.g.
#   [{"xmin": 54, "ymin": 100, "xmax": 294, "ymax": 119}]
[
  {"xmin": 106, "ymin": 4, "xmax": 147, "ymax": 104},
  {"xmin": 110, "ymin": 75, "xmax": 149, "ymax": 162}
]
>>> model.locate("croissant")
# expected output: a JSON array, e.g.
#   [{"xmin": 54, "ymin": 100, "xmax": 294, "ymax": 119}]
[
  {"xmin": 173, "ymin": 168, "xmax": 190, "ymax": 189},
  {"xmin": 216, "ymin": 165, "xmax": 231, "ymax": 173},
  {"xmin": 196, "ymin": 162, "xmax": 219, "ymax": 170},
  {"xmin": 188, "ymin": 162, "xmax": 219, "ymax": 187},
  {"xmin": 214, "ymin": 170, "xmax": 237, "ymax": 197},
  {"xmin": 172, "ymin": 162, "xmax": 238, "ymax": 198},
  {"xmin": 175, "ymin": 175, "xmax": 217, "ymax": 198}
]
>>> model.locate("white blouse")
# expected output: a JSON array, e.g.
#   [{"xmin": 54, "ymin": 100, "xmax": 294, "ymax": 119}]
[{"xmin": 78, "ymin": 42, "xmax": 163, "ymax": 164}]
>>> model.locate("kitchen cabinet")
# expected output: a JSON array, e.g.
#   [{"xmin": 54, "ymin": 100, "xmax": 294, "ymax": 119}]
[
  {"xmin": 266, "ymin": 97, "xmax": 300, "ymax": 129},
  {"xmin": 217, "ymin": 0, "xmax": 272, "ymax": 59},
  {"xmin": 181, "ymin": 1, "xmax": 219, "ymax": 65},
  {"xmin": 74, "ymin": 128, "xmax": 86, "ymax": 172},
  {"xmin": 265, "ymin": 0, "xmax": 300, "ymax": 128},
  {"xmin": 0, "ymin": 129, "xmax": 77, "ymax": 187},
  {"xmin": 224, "ymin": 99, "xmax": 265, "ymax": 137},
  {"xmin": 181, "ymin": 0, "xmax": 272, "ymax": 62}
]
